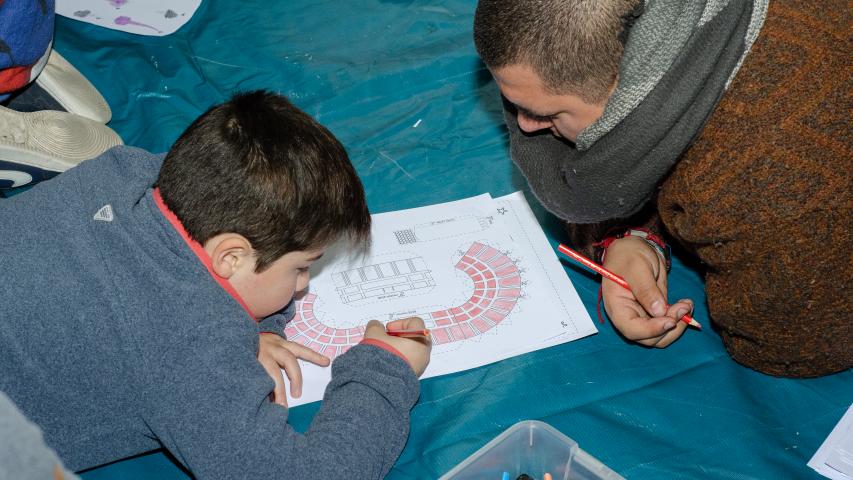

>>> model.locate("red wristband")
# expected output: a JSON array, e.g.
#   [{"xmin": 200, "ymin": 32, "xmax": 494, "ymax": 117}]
[
  {"xmin": 593, "ymin": 228, "xmax": 671, "ymax": 271},
  {"xmin": 360, "ymin": 338, "xmax": 409, "ymax": 365}
]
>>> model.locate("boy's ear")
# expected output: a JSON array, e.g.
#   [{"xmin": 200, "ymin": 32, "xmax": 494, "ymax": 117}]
[{"xmin": 203, "ymin": 233, "xmax": 255, "ymax": 279}]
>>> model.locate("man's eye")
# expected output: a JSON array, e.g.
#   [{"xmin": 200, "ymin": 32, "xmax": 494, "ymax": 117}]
[{"xmin": 521, "ymin": 110, "xmax": 553, "ymax": 122}]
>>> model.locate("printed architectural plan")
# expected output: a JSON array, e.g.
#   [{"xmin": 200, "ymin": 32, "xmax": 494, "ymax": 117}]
[{"xmin": 283, "ymin": 192, "xmax": 597, "ymax": 406}]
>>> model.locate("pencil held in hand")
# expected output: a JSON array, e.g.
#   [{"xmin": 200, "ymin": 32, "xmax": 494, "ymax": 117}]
[
  {"xmin": 557, "ymin": 244, "xmax": 702, "ymax": 329},
  {"xmin": 385, "ymin": 328, "xmax": 431, "ymax": 338}
]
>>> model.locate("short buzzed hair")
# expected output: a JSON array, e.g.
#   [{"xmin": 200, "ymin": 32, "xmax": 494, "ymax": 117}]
[{"xmin": 474, "ymin": 0, "xmax": 641, "ymax": 103}]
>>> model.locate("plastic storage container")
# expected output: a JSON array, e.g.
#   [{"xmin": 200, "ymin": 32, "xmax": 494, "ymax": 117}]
[{"xmin": 439, "ymin": 420, "xmax": 624, "ymax": 480}]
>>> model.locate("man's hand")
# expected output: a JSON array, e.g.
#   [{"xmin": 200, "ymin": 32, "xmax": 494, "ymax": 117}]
[
  {"xmin": 257, "ymin": 333, "xmax": 330, "ymax": 406},
  {"xmin": 602, "ymin": 236, "xmax": 694, "ymax": 347},
  {"xmin": 363, "ymin": 317, "xmax": 432, "ymax": 376}
]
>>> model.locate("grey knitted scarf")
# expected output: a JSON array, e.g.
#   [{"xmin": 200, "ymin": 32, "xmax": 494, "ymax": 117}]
[{"xmin": 506, "ymin": 0, "xmax": 766, "ymax": 224}]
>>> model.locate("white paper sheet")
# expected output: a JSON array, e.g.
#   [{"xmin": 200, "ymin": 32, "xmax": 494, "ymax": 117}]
[
  {"xmin": 283, "ymin": 192, "xmax": 597, "ymax": 407},
  {"xmin": 810, "ymin": 404, "xmax": 853, "ymax": 480},
  {"xmin": 57, "ymin": 0, "xmax": 201, "ymax": 36}
]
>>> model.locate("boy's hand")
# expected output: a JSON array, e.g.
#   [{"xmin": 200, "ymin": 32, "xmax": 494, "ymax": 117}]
[
  {"xmin": 257, "ymin": 333, "xmax": 330, "ymax": 406},
  {"xmin": 363, "ymin": 317, "xmax": 432, "ymax": 376},
  {"xmin": 601, "ymin": 236, "xmax": 693, "ymax": 348}
]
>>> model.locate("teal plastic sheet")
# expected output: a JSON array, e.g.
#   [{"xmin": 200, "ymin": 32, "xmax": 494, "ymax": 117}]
[{"xmin": 46, "ymin": 2, "xmax": 852, "ymax": 479}]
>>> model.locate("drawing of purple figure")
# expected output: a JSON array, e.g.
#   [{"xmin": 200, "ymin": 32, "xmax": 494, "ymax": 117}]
[
  {"xmin": 114, "ymin": 15, "xmax": 161, "ymax": 33},
  {"xmin": 107, "ymin": 0, "xmax": 129, "ymax": 7}
]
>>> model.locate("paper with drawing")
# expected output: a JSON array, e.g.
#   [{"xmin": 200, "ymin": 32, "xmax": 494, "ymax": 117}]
[
  {"xmin": 283, "ymin": 192, "xmax": 597, "ymax": 406},
  {"xmin": 57, "ymin": 0, "xmax": 201, "ymax": 36}
]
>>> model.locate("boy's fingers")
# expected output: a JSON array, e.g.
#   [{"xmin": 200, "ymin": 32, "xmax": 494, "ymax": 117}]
[
  {"xmin": 363, "ymin": 319, "xmax": 386, "ymax": 338},
  {"xmin": 384, "ymin": 319, "xmax": 404, "ymax": 330},
  {"xmin": 259, "ymin": 356, "xmax": 288, "ymax": 407},
  {"xmin": 402, "ymin": 316, "xmax": 425, "ymax": 329},
  {"xmin": 274, "ymin": 375, "xmax": 288, "ymax": 407},
  {"xmin": 386, "ymin": 316, "xmax": 425, "ymax": 331},
  {"xmin": 284, "ymin": 341, "xmax": 330, "ymax": 366},
  {"xmin": 277, "ymin": 350, "xmax": 303, "ymax": 399}
]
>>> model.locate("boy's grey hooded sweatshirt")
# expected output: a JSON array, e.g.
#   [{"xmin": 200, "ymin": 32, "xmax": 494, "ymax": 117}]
[{"xmin": 0, "ymin": 146, "xmax": 419, "ymax": 479}]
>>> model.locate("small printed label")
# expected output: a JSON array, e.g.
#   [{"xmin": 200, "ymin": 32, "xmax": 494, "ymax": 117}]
[{"xmin": 93, "ymin": 204, "xmax": 114, "ymax": 222}]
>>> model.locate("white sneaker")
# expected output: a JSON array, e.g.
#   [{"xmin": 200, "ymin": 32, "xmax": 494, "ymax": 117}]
[
  {"xmin": 0, "ymin": 105, "xmax": 122, "ymax": 187},
  {"xmin": 34, "ymin": 50, "xmax": 112, "ymax": 123}
]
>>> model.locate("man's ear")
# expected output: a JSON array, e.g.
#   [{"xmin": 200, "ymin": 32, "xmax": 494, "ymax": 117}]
[{"xmin": 203, "ymin": 233, "xmax": 255, "ymax": 279}]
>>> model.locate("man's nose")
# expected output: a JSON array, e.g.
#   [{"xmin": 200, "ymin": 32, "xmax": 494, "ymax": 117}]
[{"xmin": 516, "ymin": 112, "xmax": 550, "ymax": 133}]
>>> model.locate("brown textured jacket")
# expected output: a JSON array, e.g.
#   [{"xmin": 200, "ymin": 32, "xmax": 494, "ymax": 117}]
[{"xmin": 571, "ymin": 0, "xmax": 852, "ymax": 377}]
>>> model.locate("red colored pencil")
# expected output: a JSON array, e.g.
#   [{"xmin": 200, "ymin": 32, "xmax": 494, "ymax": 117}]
[
  {"xmin": 557, "ymin": 244, "xmax": 702, "ymax": 329},
  {"xmin": 385, "ymin": 328, "xmax": 431, "ymax": 338}
]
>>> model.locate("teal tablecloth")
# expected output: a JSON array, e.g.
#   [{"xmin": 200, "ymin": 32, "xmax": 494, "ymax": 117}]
[{"xmin": 40, "ymin": 1, "xmax": 851, "ymax": 478}]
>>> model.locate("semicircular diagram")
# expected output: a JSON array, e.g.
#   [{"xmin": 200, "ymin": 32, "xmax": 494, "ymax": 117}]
[{"xmin": 284, "ymin": 241, "xmax": 522, "ymax": 359}]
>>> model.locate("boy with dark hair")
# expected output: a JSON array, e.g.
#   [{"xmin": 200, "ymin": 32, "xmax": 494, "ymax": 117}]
[{"xmin": 0, "ymin": 90, "xmax": 431, "ymax": 478}]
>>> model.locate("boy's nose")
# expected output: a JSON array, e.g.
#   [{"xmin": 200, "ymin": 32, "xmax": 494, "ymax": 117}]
[
  {"xmin": 297, "ymin": 272, "xmax": 310, "ymax": 291},
  {"xmin": 516, "ymin": 112, "xmax": 551, "ymax": 133}
]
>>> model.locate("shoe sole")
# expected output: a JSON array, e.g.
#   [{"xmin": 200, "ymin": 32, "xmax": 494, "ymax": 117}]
[
  {"xmin": 35, "ymin": 50, "xmax": 112, "ymax": 123},
  {"xmin": 0, "ymin": 106, "xmax": 123, "ymax": 174}
]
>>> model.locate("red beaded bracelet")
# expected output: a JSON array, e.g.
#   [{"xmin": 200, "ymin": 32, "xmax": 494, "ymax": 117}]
[{"xmin": 592, "ymin": 228, "xmax": 671, "ymax": 271}]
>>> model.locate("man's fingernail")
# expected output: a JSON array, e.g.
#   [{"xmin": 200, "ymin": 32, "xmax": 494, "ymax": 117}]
[
  {"xmin": 651, "ymin": 301, "xmax": 665, "ymax": 316},
  {"xmin": 664, "ymin": 321, "xmax": 676, "ymax": 330},
  {"xmin": 676, "ymin": 309, "xmax": 688, "ymax": 319}
]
